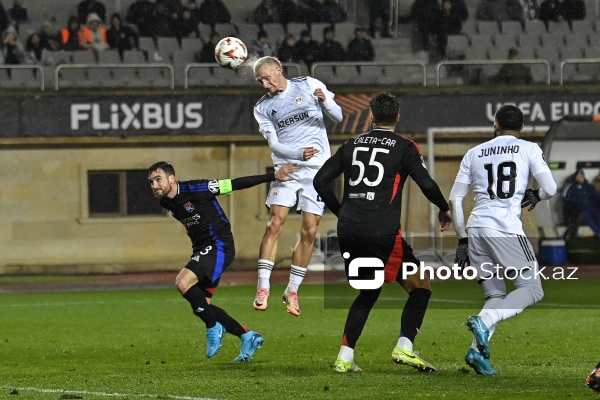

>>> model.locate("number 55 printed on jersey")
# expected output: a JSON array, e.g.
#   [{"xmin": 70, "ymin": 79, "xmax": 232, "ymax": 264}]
[{"xmin": 349, "ymin": 147, "xmax": 390, "ymax": 187}]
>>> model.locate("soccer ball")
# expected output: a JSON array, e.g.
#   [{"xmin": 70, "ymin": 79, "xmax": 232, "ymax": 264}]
[{"xmin": 214, "ymin": 37, "xmax": 248, "ymax": 70}]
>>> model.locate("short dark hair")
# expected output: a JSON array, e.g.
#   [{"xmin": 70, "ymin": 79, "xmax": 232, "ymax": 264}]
[
  {"xmin": 369, "ymin": 93, "xmax": 399, "ymax": 125},
  {"xmin": 508, "ymin": 47, "xmax": 519, "ymax": 58},
  {"xmin": 147, "ymin": 161, "xmax": 175, "ymax": 177},
  {"xmin": 495, "ymin": 104, "xmax": 523, "ymax": 131},
  {"xmin": 258, "ymin": 30, "xmax": 268, "ymax": 39}
]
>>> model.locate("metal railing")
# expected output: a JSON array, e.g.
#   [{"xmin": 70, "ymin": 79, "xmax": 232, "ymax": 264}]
[
  {"xmin": 559, "ymin": 58, "xmax": 600, "ymax": 85},
  {"xmin": 311, "ymin": 61, "xmax": 428, "ymax": 87},
  {"xmin": 183, "ymin": 63, "xmax": 302, "ymax": 89},
  {"xmin": 435, "ymin": 59, "xmax": 551, "ymax": 86},
  {"xmin": 54, "ymin": 63, "xmax": 174, "ymax": 91},
  {"xmin": 0, "ymin": 65, "xmax": 45, "ymax": 91}
]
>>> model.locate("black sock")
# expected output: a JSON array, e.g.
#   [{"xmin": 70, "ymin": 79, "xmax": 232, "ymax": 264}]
[
  {"xmin": 182, "ymin": 285, "xmax": 217, "ymax": 328},
  {"xmin": 400, "ymin": 288, "xmax": 431, "ymax": 343},
  {"xmin": 210, "ymin": 304, "xmax": 248, "ymax": 337},
  {"xmin": 342, "ymin": 288, "xmax": 382, "ymax": 349}
]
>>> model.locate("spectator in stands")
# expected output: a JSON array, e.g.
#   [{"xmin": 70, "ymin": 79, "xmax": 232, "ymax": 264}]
[
  {"xmin": 522, "ymin": 0, "xmax": 540, "ymax": 21},
  {"xmin": 40, "ymin": 21, "xmax": 60, "ymax": 51},
  {"xmin": 295, "ymin": 29, "xmax": 319, "ymax": 68},
  {"xmin": 411, "ymin": 0, "xmax": 441, "ymax": 51},
  {"xmin": 277, "ymin": 0, "xmax": 310, "ymax": 33},
  {"xmin": 539, "ymin": 0, "xmax": 565, "ymax": 28},
  {"xmin": 195, "ymin": 31, "xmax": 220, "ymax": 62},
  {"xmin": 594, "ymin": 174, "xmax": 600, "ymax": 193},
  {"xmin": 369, "ymin": 0, "xmax": 392, "ymax": 38},
  {"xmin": 107, "ymin": 13, "xmax": 139, "ymax": 55},
  {"xmin": 176, "ymin": 8, "xmax": 200, "ymax": 39},
  {"xmin": 321, "ymin": 0, "xmax": 347, "ymax": 26},
  {"xmin": 82, "ymin": 12, "xmax": 108, "ymax": 52},
  {"xmin": 563, "ymin": 169, "xmax": 600, "ymax": 239},
  {"xmin": 59, "ymin": 16, "xmax": 84, "ymax": 51},
  {"xmin": 436, "ymin": 0, "xmax": 469, "ymax": 59},
  {"xmin": 1, "ymin": 27, "xmax": 28, "ymax": 64},
  {"xmin": 153, "ymin": 2, "xmax": 177, "ymax": 37},
  {"xmin": 0, "ymin": 1, "xmax": 11, "ymax": 34},
  {"xmin": 156, "ymin": 0, "xmax": 183, "ymax": 17},
  {"xmin": 125, "ymin": 0, "xmax": 155, "ymax": 37},
  {"xmin": 317, "ymin": 26, "xmax": 345, "ymax": 62},
  {"xmin": 476, "ymin": 0, "xmax": 524, "ymax": 26},
  {"xmin": 277, "ymin": 34, "xmax": 300, "ymax": 63},
  {"xmin": 495, "ymin": 48, "xmax": 533, "ymax": 85},
  {"xmin": 253, "ymin": 0, "xmax": 279, "ymax": 29},
  {"xmin": 562, "ymin": 0, "xmax": 585, "ymax": 24},
  {"xmin": 251, "ymin": 30, "xmax": 275, "ymax": 58},
  {"xmin": 347, "ymin": 27, "xmax": 374, "ymax": 61},
  {"xmin": 8, "ymin": 0, "xmax": 28, "ymax": 25},
  {"xmin": 199, "ymin": 0, "xmax": 232, "ymax": 33},
  {"xmin": 26, "ymin": 32, "xmax": 54, "ymax": 65},
  {"xmin": 78, "ymin": 0, "xmax": 107, "ymax": 24},
  {"xmin": 184, "ymin": 0, "xmax": 202, "ymax": 25}
]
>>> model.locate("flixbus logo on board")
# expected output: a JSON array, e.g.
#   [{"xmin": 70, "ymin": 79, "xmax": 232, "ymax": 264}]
[{"xmin": 70, "ymin": 102, "xmax": 203, "ymax": 130}]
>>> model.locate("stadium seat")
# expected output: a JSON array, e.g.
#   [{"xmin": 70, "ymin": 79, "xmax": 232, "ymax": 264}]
[
  {"xmin": 72, "ymin": 51, "xmax": 97, "ymax": 64},
  {"xmin": 561, "ymin": 46, "xmax": 584, "ymax": 60},
  {"xmin": 585, "ymin": 47, "xmax": 600, "ymax": 59},
  {"xmin": 47, "ymin": 51, "xmax": 72, "ymax": 65},
  {"xmin": 263, "ymin": 24, "xmax": 286, "ymax": 46},
  {"xmin": 56, "ymin": 67, "xmax": 88, "ymax": 88},
  {"xmin": 157, "ymin": 37, "xmax": 180, "ymax": 51},
  {"xmin": 86, "ymin": 67, "xmax": 117, "ymax": 87},
  {"xmin": 540, "ymin": 32, "xmax": 566, "ymax": 47},
  {"xmin": 122, "ymin": 50, "xmax": 147, "ymax": 64},
  {"xmin": 214, "ymin": 23, "xmax": 239, "ymax": 37},
  {"xmin": 98, "ymin": 50, "xmax": 122, "ymax": 64},
  {"xmin": 501, "ymin": 20, "xmax": 524, "ymax": 34},
  {"xmin": 477, "ymin": 21, "xmax": 501, "ymax": 36},
  {"xmin": 547, "ymin": 21, "xmax": 571, "ymax": 35},
  {"xmin": 494, "ymin": 33, "xmax": 518, "ymax": 49},
  {"xmin": 488, "ymin": 46, "xmax": 510, "ymax": 61},
  {"xmin": 313, "ymin": 65, "xmax": 336, "ymax": 82},
  {"xmin": 0, "ymin": 68, "xmax": 41, "ymax": 89},
  {"xmin": 524, "ymin": 20, "xmax": 547, "ymax": 35},
  {"xmin": 180, "ymin": 37, "xmax": 202, "ymax": 52},
  {"xmin": 186, "ymin": 65, "xmax": 216, "ymax": 87},
  {"xmin": 334, "ymin": 22, "xmax": 356, "ymax": 44},
  {"xmin": 446, "ymin": 34, "xmax": 469, "ymax": 58},
  {"xmin": 360, "ymin": 64, "xmax": 385, "ymax": 83},
  {"xmin": 285, "ymin": 22, "xmax": 309, "ymax": 38},
  {"xmin": 571, "ymin": 20, "xmax": 595, "ymax": 34},
  {"xmin": 328, "ymin": 65, "xmax": 360, "ymax": 85},
  {"xmin": 139, "ymin": 37, "xmax": 157, "ymax": 52},
  {"xmin": 564, "ymin": 32, "xmax": 588, "ymax": 47},
  {"xmin": 136, "ymin": 66, "xmax": 172, "ymax": 88},
  {"xmin": 461, "ymin": 19, "xmax": 477, "ymax": 35}
]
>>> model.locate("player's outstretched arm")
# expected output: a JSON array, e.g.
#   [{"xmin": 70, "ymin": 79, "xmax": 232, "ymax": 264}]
[
  {"xmin": 223, "ymin": 163, "xmax": 299, "ymax": 194},
  {"xmin": 449, "ymin": 182, "xmax": 470, "ymax": 239}
]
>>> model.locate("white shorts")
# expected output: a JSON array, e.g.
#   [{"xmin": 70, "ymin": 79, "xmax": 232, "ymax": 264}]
[
  {"xmin": 266, "ymin": 167, "xmax": 325, "ymax": 216},
  {"xmin": 468, "ymin": 227, "xmax": 538, "ymax": 281}
]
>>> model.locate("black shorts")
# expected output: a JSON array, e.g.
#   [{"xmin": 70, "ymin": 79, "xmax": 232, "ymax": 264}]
[
  {"xmin": 338, "ymin": 233, "xmax": 419, "ymax": 284},
  {"xmin": 184, "ymin": 242, "xmax": 235, "ymax": 298}
]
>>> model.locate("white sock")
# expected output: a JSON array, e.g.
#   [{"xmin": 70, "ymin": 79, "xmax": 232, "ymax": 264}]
[
  {"xmin": 338, "ymin": 345, "xmax": 354, "ymax": 363},
  {"xmin": 397, "ymin": 336, "xmax": 413, "ymax": 351},
  {"xmin": 471, "ymin": 324, "xmax": 496, "ymax": 350},
  {"xmin": 287, "ymin": 265, "xmax": 307, "ymax": 293},
  {"xmin": 257, "ymin": 259, "xmax": 274, "ymax": 290}
]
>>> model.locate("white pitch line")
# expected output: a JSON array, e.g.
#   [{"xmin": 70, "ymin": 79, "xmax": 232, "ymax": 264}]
[{"xmin": 0, "ymin": 386, "xmax": 219, "ymax": 400}]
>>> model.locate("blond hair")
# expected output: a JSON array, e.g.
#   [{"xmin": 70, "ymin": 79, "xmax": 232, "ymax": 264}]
[{"xmin": 253, "ymin": 56, "xmax": 282, "ymax": 75}]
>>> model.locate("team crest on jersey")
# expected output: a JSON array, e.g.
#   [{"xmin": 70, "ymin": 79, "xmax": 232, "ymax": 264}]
[
  {"xmin": 184, "ymin": 201, "xmax": 195, "ymax": 212},
  {"xmin": 208, "ymin": 180, "xmax": 220, "ymax": 194},
  {"xmin": 366, "ymin": 192, "xmax": 375, "ymax": 200},
  {"xmin": 294, "ymin": 96, "xmax": 303, "ymax": 105},
  {"xmin": 271, "ymin": 189, "xmax": 279, "ymax": 198}
]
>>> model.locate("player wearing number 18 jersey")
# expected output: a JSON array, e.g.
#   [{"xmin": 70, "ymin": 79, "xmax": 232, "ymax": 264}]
[
  {"xmin": 314, "ymin": 93, "xmax": 453, "ymax": 373},
  {"xmin": 449, "ymin": 105, "xmax": 557, "ymax": 375}
]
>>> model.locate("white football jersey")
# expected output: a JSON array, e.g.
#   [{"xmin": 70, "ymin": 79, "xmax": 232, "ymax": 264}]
[
  {"xmin": 254, "ymin": 76, "xmax": 333, "ymax": 168},
  {"xmin": 454, "ymin": 135, "xmax": 551, "ymax": 235}
]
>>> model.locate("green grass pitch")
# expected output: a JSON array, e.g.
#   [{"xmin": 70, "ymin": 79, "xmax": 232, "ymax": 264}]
[{"xmin": 2, "ymin": 277, "xmax": 600, "ymax": 400}]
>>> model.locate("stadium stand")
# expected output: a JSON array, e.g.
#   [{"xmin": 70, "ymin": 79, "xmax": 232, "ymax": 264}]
[{"xmin": 2, "ymin": 0, "xmax": 598, "ymax": 89}]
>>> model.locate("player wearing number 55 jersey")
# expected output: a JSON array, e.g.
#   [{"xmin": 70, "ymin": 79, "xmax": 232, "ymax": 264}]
[
  {"xmin": 449, "ymin": 105, "xmax": 557, "ymax": 375},
  {"xmin": 147, "ymin": 161, "xmax": 297, "ymax": 363},
  {"xmin": 314, "ymin": 93, "xmax": 453, "ymax": 373}
]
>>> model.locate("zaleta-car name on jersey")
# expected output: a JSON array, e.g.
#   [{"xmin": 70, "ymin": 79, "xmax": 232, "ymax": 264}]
[
  {"xmin": 70, "ymin": 102, "xmax": 203, "ymax": 130},
  {"xmin": 354, "ymin": 136, "xmax": 396, "ymax": 146},
  {"xmin": 277, "ymin": 111, "xmax": 309, "ymax": 129},
  {"xmin": 478, "ymin": 145, "xmax": 520, "ymax": 158}
]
